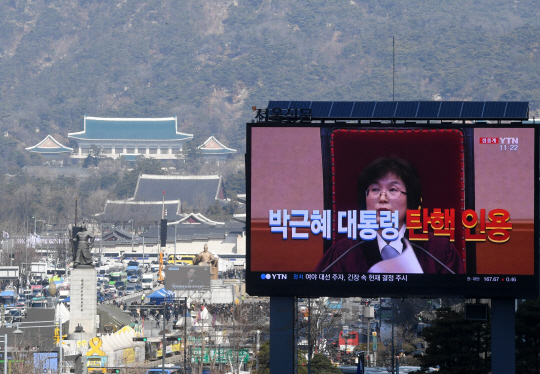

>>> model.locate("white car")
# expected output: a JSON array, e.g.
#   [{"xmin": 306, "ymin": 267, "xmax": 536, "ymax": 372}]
[{"xmin": 128, "ymin": 275, "xmax": 140, "ymax": 283}]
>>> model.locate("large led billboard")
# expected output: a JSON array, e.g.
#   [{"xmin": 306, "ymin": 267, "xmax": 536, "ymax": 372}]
[
  {"xmin": 247, "ymin": 123, "xmax": 538, "ymax": 298},
  {"xmin": 165, "ymin": 265, "xmax": 211, "ymax": 290}
]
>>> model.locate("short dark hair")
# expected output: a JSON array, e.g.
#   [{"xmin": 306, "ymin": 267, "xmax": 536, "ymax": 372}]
[{"xmin": 357, "ymin": 156, "xmax": 422, "ymax": 210}]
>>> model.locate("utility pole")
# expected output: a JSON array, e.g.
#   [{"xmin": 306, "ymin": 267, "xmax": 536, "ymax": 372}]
[
  {"xmin": 99, "ymin": 223, "xmax": 102, "ymax": 264},
  {"xmin": 391, "ymin": 299, "xmax": 395, "ymax": 374},
  {"xmin": 364, "ymin": 304, "xmax": 374, "ymax": 367},
  {"xmin": 162, "ymin": 302, "xmax": 166, "ymax": 374},
  {"xmin": 308, "ymin": 297, "xmax": 311, "ymax": 374},
  {"xmin": 184, "ymin": 297, "xmax": 187, "ymax": 373}
]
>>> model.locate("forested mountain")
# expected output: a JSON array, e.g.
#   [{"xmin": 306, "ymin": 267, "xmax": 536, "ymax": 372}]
[{"xmin": 0, "ymin": 0, "xmax": 539, "ymax": 167}]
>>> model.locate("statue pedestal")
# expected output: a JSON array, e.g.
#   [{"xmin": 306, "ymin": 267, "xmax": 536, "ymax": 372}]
[{"xmin": 68, "ymin": 266, "xmax": 97, "ymax": 337}]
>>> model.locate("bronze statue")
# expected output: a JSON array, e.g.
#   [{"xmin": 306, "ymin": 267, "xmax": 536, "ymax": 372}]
[
  {"xmin": 194, "ymin": 243, "xmax": 218, "ymax": 279},
  {"xmin": 68, "ymin": 222, "xmax": 95, "ymax": 267}
]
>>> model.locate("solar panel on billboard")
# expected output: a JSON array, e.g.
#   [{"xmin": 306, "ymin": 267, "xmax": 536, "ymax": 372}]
[
  {"xmin": 330, "ymin": 102, "xmax": 354, "ymax": 118},
  {"xmin": 482, "ymin": 102, "xmax": 506, "ymax": 118},
  {"xmin": 438, "ymin": 101, "xmax": 463, "ymax": 118},
  {"xmin": 416, "ymin": 101, "xmax": 441, "ymax": 118},
  {"xmin": 372, "ymin": 102, "xmax": 397, "ymax": 118},
  {"xmin": 268, "ymin": 101, "xmax": 291, "ymax": 109},
  {"xmin": 394, "ymin": 102, "xmax": 419, "ymax": 118},
  {"xmin": 311, "ymin": 101, "xmax": 333, "ymax": 118},
  {"xmin": 504, "ymin": 102, "xmax": 529, "ymax": 118},
  {"xmin": 351, "ymin": 102, "xmax": 376, "ymax": 118},
  {"xmin": 289, "ymin": 101, "xmax": 311, "ymax": 110},
  {"xmin": 461, "ymin": 102, "xmax": 485, "ymax": 118},
  {"xmin": 272, "ymin": 101, "xmax": 528, "ymax": 120}
]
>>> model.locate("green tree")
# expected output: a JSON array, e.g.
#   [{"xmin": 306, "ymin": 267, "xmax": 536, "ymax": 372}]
[
  {"xmin": 255, "ymin": 341, "xmax": 307, "ymax": 374},
  {"xmin": 82, "ymin": 154, "xmax": 97, "ymax": 168},
  {"xmin": 417, "ymin": 307, "xmax": 490, "ymax": 374},
  {"xmin": 179, "ymin": 139, "xmax": 204, "ymax": 174},
  {"xmin": 310, "ymin": 353, "xmax": 341, "ymax": 373},
  {"xmin": 82, "ymin": 145, "xmax": 104, "ymax": 168},
  {"xmin": 516, "ymin": 298, "xmax": 540, "ymax": 373},
  {"xmin": 205, "ymin": 200, "xmax": 227, "ymax": 221},
  {"xmin": 113, "ymin": 159, "xmax": 164, "ymax": 198},
  {"xmin": 224, "ymin": 170, "xmax": 245, "ymax": 196}
]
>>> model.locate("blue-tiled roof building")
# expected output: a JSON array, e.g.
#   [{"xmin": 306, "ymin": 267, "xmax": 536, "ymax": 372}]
[{"xmin": 68, "ymin": 116, "xmax": 193, "ymax": 159}]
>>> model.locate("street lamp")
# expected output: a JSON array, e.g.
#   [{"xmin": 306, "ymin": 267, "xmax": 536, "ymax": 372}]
[
  {"xmin": 129, "ymin": 220, "xmax": 134, "ymax": 252},
  {"xmin": 0, "ymin": 333, "xmax": 7, "ymax": 374}
]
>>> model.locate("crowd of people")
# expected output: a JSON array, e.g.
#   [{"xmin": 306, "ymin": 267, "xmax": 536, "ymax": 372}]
[
  {"xmin": 110, "ymin": 298, "xmax": 270, "ymax": 332},
  {"xmin": 218, "ymin": 269, "xmax": 245, "ymax": 280}
]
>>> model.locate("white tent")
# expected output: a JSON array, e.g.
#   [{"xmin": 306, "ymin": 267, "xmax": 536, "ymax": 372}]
[{"xmin": 55, "ymin": 302, "xmax": 70, "ymax": 323}]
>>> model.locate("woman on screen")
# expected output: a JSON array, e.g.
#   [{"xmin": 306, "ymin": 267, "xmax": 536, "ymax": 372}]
[{"xmin": 314, "ymin": 156, "xmax": 464, "ymax": 274}]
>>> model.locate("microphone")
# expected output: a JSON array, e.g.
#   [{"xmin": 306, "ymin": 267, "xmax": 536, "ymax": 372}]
[
  {"xmin": 404, "ymin": 238, "xmax": 455, "ymax": 274},
  {"xmin": 321, "ymin": 240, "xmax": 365, "ymax": 273}
]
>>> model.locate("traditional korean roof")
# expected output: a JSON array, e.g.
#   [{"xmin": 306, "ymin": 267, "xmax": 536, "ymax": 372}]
[
  {"xmin": 25, "ymin": 135, "xmax": 73, "ymax": 153},
  {"xmin": 233, "ymin": 213, "xmax": 246, "ymax": 223},
  {"xmin": 68, "ymin": 116, "xmax": 193, "ymax": 141},
  {"xmin": 171, "ymin": 212, "xmax": 225, "ymax": 225},
  {"xmin": 132, "ymin": 175, "xmax": 225, "ymax": 210},
  {"xmin": 101, "ymin": 200, "xmax": 182, "ymax": 222},
  {"xmin": 102, "ymin": 228, "xmax": 134, "ymax": 242},
  {"xmin": 141, "ymin": 217, "xmax": 244, "ymax": 241},
  {"xmin": 197, "ymin": 135, "xmax": 237, "ymax": 155}
]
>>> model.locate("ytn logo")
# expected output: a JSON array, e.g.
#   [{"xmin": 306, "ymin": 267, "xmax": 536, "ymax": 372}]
[{"xmin": 261, "ymin": 273, "xmax": 287, "ymax": 280}]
